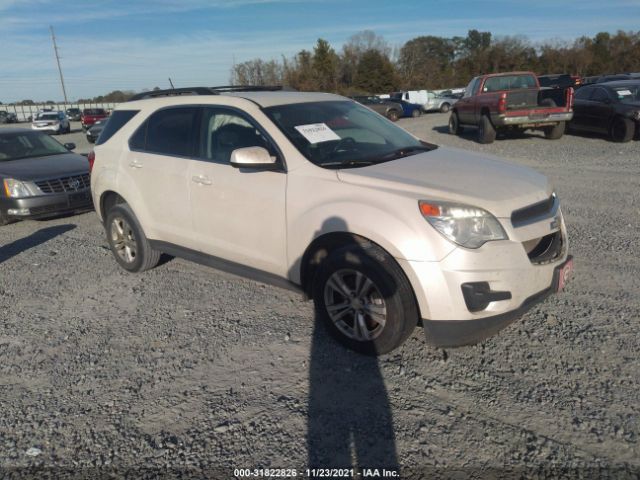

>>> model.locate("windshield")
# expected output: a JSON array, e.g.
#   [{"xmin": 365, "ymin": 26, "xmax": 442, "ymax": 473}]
[
  {"xmin": 613, "ymin": 86, "xmax": 640, "ymax": 104},
  {"xmin": 0, "ymin": 131, "xmax": 69, "ymax": 162},
  {"xmin": 263, "ymin": 100, "xmax": 436, "ymax": 168}
]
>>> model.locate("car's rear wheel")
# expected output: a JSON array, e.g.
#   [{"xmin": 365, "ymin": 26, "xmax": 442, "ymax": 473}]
[
  {"xmin": 610, "ymin": 116, "xmax": 635, "ymax": 143},
  {"xmin": 105, "ymin": 204, "xmax": 160, "ymax": 273},
  {"xmin": 312, "ymin": 243, "xmax": 418, "ymax": 355},
  {"xmin": 411, "ymin": 109, "xmax": 422, "ymax": 118},
  {"xmin": 544, "ymin": 122, "xmax": 565, "ymax": 140},
  {"xmin": 387, "ymin": 110, "xmax": 399, "ymax": 122},
  {"xmin": 477, "ymin": 114, "xmax": 496, "ymax": 144},
  {"xmin": 440, "ymin": 103, "xmax": 451, "ymax": 113},
  {"xmin": 449, "ymin": 111, "xmax": 463, "ymax": 135}
]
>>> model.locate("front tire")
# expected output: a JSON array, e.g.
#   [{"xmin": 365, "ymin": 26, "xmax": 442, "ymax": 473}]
[
  {"xmin": 449, "ymin": 111, "xmax": 463, "ymax": 135},
  {"xmin": 440, "ymin": 103, "xmax": 451, "ymax": 113},
  {"xmin": 312, "ymin": 243, "xmax": 418, "ymax": 355},
  {"xmin": 477, "ymin": 114, "xmax": 496, "ymax": 144},
  {"xmin": 610, "ymin": 116, "xmax": 635, "ymax": 143},
  {"xmin": 105, "ymin": 204, "xmax": 161, "ymax": 273},
  {"xmin": 411, "ymin": 108, "xmax": 421, "ymax": 118}
]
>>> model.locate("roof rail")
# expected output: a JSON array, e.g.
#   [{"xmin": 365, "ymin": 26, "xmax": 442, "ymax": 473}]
[
  {"xmin": 128, "ymin": 87, "xmax": 218, "ymax": 101},
  {"xmin": 209, "ymin": 85, "xmax": 296, "ymax": 92},
  {"xmin": 128, "ymin": 85, "xmax": 296, "ymax": 101}
]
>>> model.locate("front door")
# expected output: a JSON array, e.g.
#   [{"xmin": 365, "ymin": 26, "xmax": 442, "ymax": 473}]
[{"xmin": 189, "ymin": 106, "xmax": 288, "ymax": 277}]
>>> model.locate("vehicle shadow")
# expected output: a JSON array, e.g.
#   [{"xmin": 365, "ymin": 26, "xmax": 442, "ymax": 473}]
[
  {"xmin": 0, "ymin": 224, "xmax": 76, "ymax": 264},
  {"xmin": 306, "ymin": 218, "xmax": 399, "ymax": 477}
]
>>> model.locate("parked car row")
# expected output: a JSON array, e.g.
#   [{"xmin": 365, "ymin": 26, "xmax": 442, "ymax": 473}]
[{"xmin": 0, "ymin": 111, "xmax": 18, "ymax": 124}]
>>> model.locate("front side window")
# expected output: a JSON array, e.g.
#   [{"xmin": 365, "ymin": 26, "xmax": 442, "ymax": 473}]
[
  {"xmin": 591, "ymin": 88, "xmax": 610, "ymax": 103},
  {"xmin": 264, "ymin": 100, "xmax": 436, "ymax": 169},
  {"xmin": 198, "ymin": 108, "xmax": 274, "ymax": 163},
  {"xmin": 145, "ymin": 107, "xmax": 199, "ymax": 157},
  {"xmin": 612, "ymin": 86, "xmax": 639, "ymax": 104}
]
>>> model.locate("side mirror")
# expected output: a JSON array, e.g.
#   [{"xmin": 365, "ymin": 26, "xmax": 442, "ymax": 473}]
[
  {"xmin": 230, "ymin": 146, "xmax": 278, "ymax": 170},
  {"xmin": 64, "ymin": 143, "xmax": 76, "ymax": 150}
]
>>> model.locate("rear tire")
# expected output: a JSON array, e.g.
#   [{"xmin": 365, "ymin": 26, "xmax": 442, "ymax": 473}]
[
  {"xmin": 105, "ymin": 204, "xmax": 161, "ymax": 273},
  {"xmin": 477, "ymin": 114, "xmax": 496, "ymax": 144},
  {"xmin": 610, "ymin": 116, "xmax": 635, "ymax": 143},
  {"xmin": 411, "ymin": 109, "xmax": 421, "ymax": 118},
  {"xmin": 544, "ymin": 122, "xmax": 565, "ymax": 140},
  {"xmin": 448, "ymin": 111, "xmax": 463, "ymax": 135},
  {"xmin": 440, "ymin": 103, "xmax": 451, "ymax": 113},
  {"xmin": 312, "ymin": 243, "xmax": 418, "ymax": 355},
  {"xmin": 387, "ymin": 110, "xmax": 399, "ymax": 122}
]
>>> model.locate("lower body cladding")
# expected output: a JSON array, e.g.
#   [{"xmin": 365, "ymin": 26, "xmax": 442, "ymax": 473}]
[
  {"xmin": 397, "ymin": 230, "xmax": 572, "ymax": 347},
  {"xmin": 1, "ymin": 189, "xmax": 93, "ymax": 220}
]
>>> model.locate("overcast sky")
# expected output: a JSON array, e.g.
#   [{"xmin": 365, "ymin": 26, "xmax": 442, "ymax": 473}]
[{"xmin": 0, "ymin": 0, "xmax": 638, "ymax": 102}]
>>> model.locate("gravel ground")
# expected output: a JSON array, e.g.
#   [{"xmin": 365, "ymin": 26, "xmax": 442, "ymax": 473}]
[{"xmin": 0, "ymin": 114, "xmax": 639, "ymax": 479}]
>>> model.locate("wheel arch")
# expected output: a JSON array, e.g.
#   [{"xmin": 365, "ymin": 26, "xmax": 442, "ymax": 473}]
[{"xmin": 99, "ymin": 191, "xmax": 126, "ymax": 223}]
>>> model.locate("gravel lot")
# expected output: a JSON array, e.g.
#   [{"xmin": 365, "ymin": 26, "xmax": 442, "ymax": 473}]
[{"xmin": 0, "ymin": 114, "xmax": 639, "ymax": 479}]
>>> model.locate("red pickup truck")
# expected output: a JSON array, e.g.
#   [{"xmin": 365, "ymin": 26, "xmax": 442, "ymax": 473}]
[
  {"xmin": 449, "ymin": 72, "xmax": 574, "ymax": 144},
  {"xmin": 81, "ymin": 108, "xmax": 109, "ymax": 131}
]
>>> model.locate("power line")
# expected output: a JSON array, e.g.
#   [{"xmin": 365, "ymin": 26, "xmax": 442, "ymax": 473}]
[{"xmin": 49, "ymin": 25, "xmax": 69, "ymax": 105}]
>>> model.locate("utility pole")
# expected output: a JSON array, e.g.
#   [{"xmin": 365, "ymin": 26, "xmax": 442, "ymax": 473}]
[{"xmin": 50, "ymin": 26, "xmax": 69, "ymax": 105}]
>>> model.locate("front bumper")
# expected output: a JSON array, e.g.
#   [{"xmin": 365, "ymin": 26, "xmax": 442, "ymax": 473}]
[
  {"xmin": 1, "ymin": 189, "xmax": 93, "ymax": 219},
  {"xmin": 422, "ymin": 256, "xmax": 572, "ymax": 347},
  {"xmin": 397, "ymin": 213, "xmax": 570, "ymax": 347}
]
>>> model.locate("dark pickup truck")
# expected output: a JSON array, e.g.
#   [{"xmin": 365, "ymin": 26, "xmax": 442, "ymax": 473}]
[{"xmin": 449, "ymin": 72, "xmax": 574, "ymax": 143}]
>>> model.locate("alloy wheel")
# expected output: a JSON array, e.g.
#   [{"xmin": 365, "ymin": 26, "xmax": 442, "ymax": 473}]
[
  {"xmin": 110, "ymin": 216, "xmax": 137, "ymax": 264},
  {"xmin": 323, "ymin": 269, "xmax": 387, "ymax": 342}
]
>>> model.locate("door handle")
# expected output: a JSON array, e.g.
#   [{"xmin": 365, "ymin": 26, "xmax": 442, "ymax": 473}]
[
  {"xmin": 129, "ymin": 160, "xmax": 143, "ymax": 169},
  {"xmin": 192, "ymin": 175, "xmax": 212, "ymax": 185}
]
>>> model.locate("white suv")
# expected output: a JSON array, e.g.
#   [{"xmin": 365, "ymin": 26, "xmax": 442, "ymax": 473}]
[{"xmin": 90, "ymin": 87, "xmax": 573, "ymax": 354}]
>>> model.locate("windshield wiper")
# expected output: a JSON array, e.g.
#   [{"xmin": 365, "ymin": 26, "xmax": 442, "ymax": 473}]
[
  {"xmin": 376, "ymin": 145, "xmax": 434, "ymax": 161},
  {"xmin": 321, "ymin": 159, "xmax": 376, "ymax": 168}
]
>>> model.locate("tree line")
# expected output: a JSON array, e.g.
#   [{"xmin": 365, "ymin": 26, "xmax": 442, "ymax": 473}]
[{"xmin": 230, "ymin": 29, "xmax": 640, "ymax": 94}]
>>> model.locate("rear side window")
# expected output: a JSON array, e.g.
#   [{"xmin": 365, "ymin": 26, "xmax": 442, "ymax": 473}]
[
  {"xmin": 96, "ymin": 110, "xmax": 139, "ymax": 145},
  {"xmin": 574, "ymin": 87, "xmax": 592, "ymax": 100},
  {"xmin": 591, "ymin": 88, "xmax": 610, "ymax": 102},
  {"xmin": 143, "ymin": 107, "xmax": 199, "ymax": 157}
]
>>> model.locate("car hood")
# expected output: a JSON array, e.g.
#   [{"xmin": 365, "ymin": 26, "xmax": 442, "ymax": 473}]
[
  {"xmin": 336, "ymin": 146, "xmax": 552, "ymax": 218},
  {"xmin": 0, "ymin": 153, "xmax": 89, "ymax": 180}
]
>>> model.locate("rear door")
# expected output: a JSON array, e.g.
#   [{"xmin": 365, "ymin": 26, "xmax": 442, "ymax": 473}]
[
  {"xmin": 188, "ymin": 106, "xmax": 288, "ymax": 277},
  {"xmin": 571, "ymin": 86, "xmax": 593, "ymax": 129},
  {"xmin": 125, "ymin": 106, "xmax": 199, "ymax": 248},
  {"xmin": 588, "ymin": 88, "xmax": 615, "ymax": 132}
]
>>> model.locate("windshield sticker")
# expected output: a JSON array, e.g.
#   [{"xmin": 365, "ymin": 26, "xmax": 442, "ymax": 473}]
[{"xmin": 294, "ymin": 123, "xmax": 341, "ymax": 144}]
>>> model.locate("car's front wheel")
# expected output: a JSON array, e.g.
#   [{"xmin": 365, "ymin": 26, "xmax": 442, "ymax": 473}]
[
  {"xmin": 312, "ymin": 243, "xmax": 418, "ymax": 355},
  {"xmin": 105, "ymin": 204, "xmax": 161, "ymax": 273}
]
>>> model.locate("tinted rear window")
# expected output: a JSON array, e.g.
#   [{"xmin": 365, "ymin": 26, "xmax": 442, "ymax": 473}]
[
  {"xmin": 483, "ymin": 75, "xmax": 537, "ymax": 92},
  {"xmin": 84, "ymin": 109, "xmax": 106, "ymax": 115},
  {"xmin": 143, "ymin": 107, "xmax": 199, "ymax": 157},
  {"xmin": 96, "ymin": 110, "xmax": 139, "ymax": 145}
]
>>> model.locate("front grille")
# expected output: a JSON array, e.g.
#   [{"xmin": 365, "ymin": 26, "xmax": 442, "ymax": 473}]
[
  {"xmin": 35, "ymin": 174, "xmax": 90, "ymax": 194},
  {"xmin": 511, "ymin": 194, "xmax": 557, "ymax": 227}
]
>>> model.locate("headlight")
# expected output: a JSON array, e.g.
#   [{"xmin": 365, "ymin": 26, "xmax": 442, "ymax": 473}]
[
  {"xmin": 419, "ymin": 200, "xmax": 508, "ymax": 249},
  {"xmin": 3, "ymin": 178, "xmax": 33, "ymax": 198}
]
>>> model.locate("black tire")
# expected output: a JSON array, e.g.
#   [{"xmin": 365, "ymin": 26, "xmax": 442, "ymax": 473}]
[
  {"xmin": 0, "ymin": 211, "xmax": 10, "ymax": 227},
  {"xmin": 477, "ymin": 114, "xmax": 496, "ymax": 144},
  {"xmin": 440, "ymin": 103, "xmax": 451, "ymax": 113},
  {"xmin": 312, "ymin": 243, "xmax": 418, "ymax": 355},
  {"xmin": 448, "ymin": 111, "xmax": 463, "ymax": 135},
  {"xmin": 610, "ymin": 116, "xmax": 635, "ymax": 143},
  {"xmin": 544, "ymin": 121, "xmax": 565, "ymax": 140},
  {"xmin": 386, "ymin": 110, "xmax": 400, "ymax": 122},
  {"xmin": 105, "ymin": 204, "xmax": 161, "ymax": 273},
  {"xmin": 411, "ymin": 108, "xmax": 421, "ymax": 118}
]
